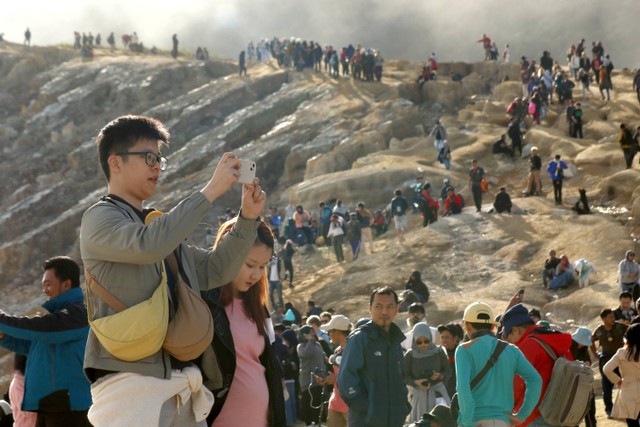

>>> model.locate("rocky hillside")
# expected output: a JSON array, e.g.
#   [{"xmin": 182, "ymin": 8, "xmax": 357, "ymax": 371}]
[{"xmin": 1, "ymin": 41, "xmax": 639, "ymax": 392}]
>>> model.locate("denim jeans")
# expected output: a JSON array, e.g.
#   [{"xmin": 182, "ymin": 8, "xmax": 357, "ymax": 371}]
[
  {"xmin": 269, "ymin": 280, "xmax": 283, "ymax": 308},
  {"xmin": 548, "ymin": 270, "xmax": 575, "ymax": 289}
]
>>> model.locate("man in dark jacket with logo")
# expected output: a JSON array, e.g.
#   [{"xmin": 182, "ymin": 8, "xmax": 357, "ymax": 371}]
[
  {"xmin": 503, "ymin": 304, "xmax": 574, "ymax": 427},
  {"xmin": 338, "ymin": 287, "xmax": 410, "ymax": 427},
  {"xmin": 0, "ymin": 256, "xmax": 91, "ymax": 426}
]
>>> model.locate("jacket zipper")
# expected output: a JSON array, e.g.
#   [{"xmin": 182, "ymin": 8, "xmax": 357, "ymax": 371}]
[{"xmin": 50, "ymin": 346, "xmax": 56, "ymax": 391}]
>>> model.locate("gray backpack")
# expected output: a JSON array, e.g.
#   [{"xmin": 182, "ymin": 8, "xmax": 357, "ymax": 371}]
[{"xmin": 531, "ymin": 337, "xmax": 594, "ymax": 426}]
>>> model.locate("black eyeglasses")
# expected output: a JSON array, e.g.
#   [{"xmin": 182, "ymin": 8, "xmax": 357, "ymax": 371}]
[
  {"xmin": 416, "ymin": 338, "xmax": 431, "ymax": 345},
  {"xmin": 116, "ymin": 151, "xmax": 167, "ymax": 171}
]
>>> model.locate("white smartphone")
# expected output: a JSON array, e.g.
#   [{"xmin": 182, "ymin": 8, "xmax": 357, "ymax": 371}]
[{"xmin": 238, "ymin": 160, "xmax": 256, "ymax": 184}]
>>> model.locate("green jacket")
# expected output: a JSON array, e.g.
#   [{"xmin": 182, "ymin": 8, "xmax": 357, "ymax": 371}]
[{"xmin": 80, "ymin": 191, "xmax": 258, "ymax": 379}]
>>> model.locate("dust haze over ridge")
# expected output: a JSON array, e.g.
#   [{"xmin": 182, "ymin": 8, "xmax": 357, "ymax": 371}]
[{"xmin": 2, "ymin": 0, "xmax": 639, "ymax": 68}]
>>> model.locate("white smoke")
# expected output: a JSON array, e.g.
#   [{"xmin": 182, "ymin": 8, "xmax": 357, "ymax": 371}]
[{"xmin": 2, "ymin": 0, "xmax": 638, "ymax": 68}]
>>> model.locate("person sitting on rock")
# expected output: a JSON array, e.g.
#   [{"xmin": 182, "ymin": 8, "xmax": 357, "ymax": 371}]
[
  {"xmin": 548, "ymin": 254, "xmax": 575, "ymax": 290},
  {"xmin": 492, "ymin": 134, "xmax": 513, "ymax": 158},
  {"xmin": 574, "ymin": 258, "xmax": 596, "ymax": 288},
  {"xmin": 541, "ymin": 249, "xmax": 560, "ymax": 288},
  {"xmin": 403, "ymin": 270, "xmax": 430, "ymax": 305},
  {"xmin": 492, "ymin": 187, "xmax": 512, "ymax": 213},
  {"xmin": 442, "ymin": 187, "xmax": 463, "ymax": 216}
]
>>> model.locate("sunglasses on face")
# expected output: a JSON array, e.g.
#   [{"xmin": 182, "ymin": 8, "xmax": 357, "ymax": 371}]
[{"xmin": 416, "ymin": 338, "xmax": 430, "ymax": 345}]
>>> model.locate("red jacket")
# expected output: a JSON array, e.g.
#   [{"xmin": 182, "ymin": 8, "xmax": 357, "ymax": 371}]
[{"xmin": 513, "ymin": 325, "xmax": 574, "ymax": 426}]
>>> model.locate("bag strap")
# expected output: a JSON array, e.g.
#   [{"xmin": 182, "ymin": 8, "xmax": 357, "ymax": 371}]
[
  {"xmin": 165, "ymin": 252, "xmax": 180, "ymax": 281},
  {"xmin": 85, "ymin": 270, "xmax": 127, "ymax": 313},
  {"xmin": 85, "ymin": 263, "xmax": 167, "ymax": 314},
  {"xmin": 530, "ymin": 336, "xmax": 558, "ymax": 361},
  {"xmin": 470, "ymin": 340, "xmax": 508, "ymax": 389}
]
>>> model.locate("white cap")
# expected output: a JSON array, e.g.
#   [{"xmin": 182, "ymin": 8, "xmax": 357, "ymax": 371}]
[{"xmin": 320, "ymin": 315, "xmax": 351, "ymax": 332}]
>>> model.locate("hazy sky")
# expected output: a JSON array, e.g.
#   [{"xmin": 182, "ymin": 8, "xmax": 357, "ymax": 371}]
[{"xmin": 2, "ymin": 0, "xmax": 639, "ymax": 67}]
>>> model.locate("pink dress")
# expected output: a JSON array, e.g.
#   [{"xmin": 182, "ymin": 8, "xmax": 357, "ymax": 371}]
[
  {"xmin": 9, "ymin": 372, "xmax": 37, "ymax": 427},
  {"xmin": 213, "ymin": 298, "xmax": 268, "ymax": 427}
]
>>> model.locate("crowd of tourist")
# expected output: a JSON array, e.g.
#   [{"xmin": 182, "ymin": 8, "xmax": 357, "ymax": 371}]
[
  {"xmin": 240, "ymin": 37, "xmax": 386, "ymax": 81},
  {"xmin": 1, "ymin": 26, "xmax": 640, "ymax": 427}
]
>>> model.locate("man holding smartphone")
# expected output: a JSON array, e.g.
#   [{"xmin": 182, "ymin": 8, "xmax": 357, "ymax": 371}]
[{"xmin": 80, "ymin": 115, "xmax": 266, "ymax": 427}]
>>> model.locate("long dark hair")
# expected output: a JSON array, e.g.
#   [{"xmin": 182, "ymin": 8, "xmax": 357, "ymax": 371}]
[
  {"xmin": 214, "ymin": 217, "xmax": 273, "ymax": 337},
  {"xmin": 625, "ymin": 323, "xmax": 639, "ymax": 362}
]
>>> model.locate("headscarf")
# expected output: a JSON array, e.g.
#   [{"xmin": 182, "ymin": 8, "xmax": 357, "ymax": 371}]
[{"xmin": 411, "ymin": 322, "xmax": 440, "ymax": 358}]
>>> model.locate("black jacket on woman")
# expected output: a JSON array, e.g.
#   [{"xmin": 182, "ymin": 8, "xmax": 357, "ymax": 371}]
[{"xmin": 203, "ymin": 288, "xmax": 286, "ymax": 426}]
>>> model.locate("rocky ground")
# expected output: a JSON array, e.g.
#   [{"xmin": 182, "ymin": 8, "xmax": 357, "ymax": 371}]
[{"xmin": 0, "ymin": 41, "xmax": 639, "ymax": 426}]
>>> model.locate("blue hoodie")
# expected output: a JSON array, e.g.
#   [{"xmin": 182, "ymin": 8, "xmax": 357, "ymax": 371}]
[{"xmin": 0, "ymin": 287, "xmax": 91, "ymax": 411}]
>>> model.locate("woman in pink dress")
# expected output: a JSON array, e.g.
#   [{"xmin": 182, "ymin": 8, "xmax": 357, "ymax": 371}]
[{"xmin": 203, "ymin": 218, "xmax": 286, "ymax": 427}]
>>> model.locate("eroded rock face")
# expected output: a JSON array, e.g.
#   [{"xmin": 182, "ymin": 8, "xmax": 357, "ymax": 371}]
[{"xmin": 1, "ymin": 42, "xmax": 640, "ymax": 391}]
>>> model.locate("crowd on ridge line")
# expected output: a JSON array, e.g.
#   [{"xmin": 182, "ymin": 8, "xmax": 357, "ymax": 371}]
[
  {"xmin": 239, "ymin": 37, "xmax": 385, "ymax": 82},
  {"xmin": 69, "ymin": 30, "xmax": 183, "ymax": 60}
]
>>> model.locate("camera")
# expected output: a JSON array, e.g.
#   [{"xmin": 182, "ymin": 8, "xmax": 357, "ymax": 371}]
[
  {"xmin": 238, "ymin": 160, "xmax": 256, "ymax": 184},
  {"xmin": 420, "ymin": 371, "xmax": 441, "ymax": 387},
  {"xmin": 314, "ymin": 367, "xmax": 326, "ymax": 380}
]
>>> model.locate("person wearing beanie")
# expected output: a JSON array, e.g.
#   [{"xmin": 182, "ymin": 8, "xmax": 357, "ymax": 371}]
[
  {"xmin": 503, "ymin": 303, "xmax": 573, "ymax": 427},
  {"xmin": 456, "ymin": 302, "xmax": 540, "ymax": 427}
]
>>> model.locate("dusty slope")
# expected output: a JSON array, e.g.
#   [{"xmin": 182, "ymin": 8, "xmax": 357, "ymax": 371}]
[{"xmin": 0, "ymin": 43, "xmax": 639, "ymax": 415}]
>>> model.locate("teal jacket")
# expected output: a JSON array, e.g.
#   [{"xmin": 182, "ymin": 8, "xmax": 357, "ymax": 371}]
[
  {"xmin": 337, "ymin": 321, "xmax": 410, "ymax": 427},
  {"xmin": 455, "ymin": 334, "xmax": 542, "ymax": 427},
  {"xmin": 0, "ymin": 287, "xmax": 91, "ymax": 411}
]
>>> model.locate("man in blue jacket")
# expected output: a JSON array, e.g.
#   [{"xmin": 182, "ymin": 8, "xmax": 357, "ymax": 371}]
[
  {"xmin": 0, "ymin": 256, "xmax": 91, "ymax": 426},
  {"xmin": 546, "ymin": 154, "xmax": 568, "ymax": 205},
  {"xmin": 337, "ymin": 286, "xmax": 410, "ymax": 427}
]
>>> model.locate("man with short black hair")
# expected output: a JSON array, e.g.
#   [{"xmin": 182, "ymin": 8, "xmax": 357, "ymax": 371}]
[
  {"xmin": 613, "ymin": 291, "xmax": 638, "ymax": 325},
  {"xmin": 502, "ymin": 304, "xmax": 573, "ymax": 427},
  {"xmin": 590, "ymin": 308, "xmax": 628, "ymax": 418},
  {"xmin": 338, "ymin": 287, "xmax": 410, "ymax": 427},
  {"xmin": 0, "ymin": 256, "xmax": 91, "ymax": 426},
  {"xmin": 437, "ymin": 323, "xmax": 464, "ymax": 397},
  {"xmin": 80, "ymin": 115, "xmax": 265, "ymax": 426},
  {"xmin": 456, "ymin": 302, "xmax": 541, "ymax": 427}
]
